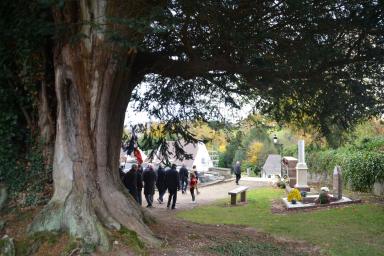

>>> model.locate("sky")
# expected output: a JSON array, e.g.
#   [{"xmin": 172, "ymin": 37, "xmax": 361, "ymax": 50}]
[
  {"xmin": 124, "ymin": 98, "xmax": 254, "ymax": 127},
  {"xmin": 123, "ymin": 82, "xmax": 255, "ymax": 127}
]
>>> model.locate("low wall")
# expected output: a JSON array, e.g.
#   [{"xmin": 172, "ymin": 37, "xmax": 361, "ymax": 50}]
[
  {"xmin": 307, "ymin": 171, "xmax": 331, "ymax": 186},
  {"xmin": 208, "ymin": 167, "xmax": 232, "ymax": 179}
]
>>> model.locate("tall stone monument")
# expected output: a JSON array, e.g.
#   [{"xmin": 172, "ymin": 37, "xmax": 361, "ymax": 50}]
[
  {"xmin": 295, "ymin": 140, "xmax": 310, "ymax": 192},
  {"xmin": 333, "ymin": 166, "xmax": 342, "ymax": 200}
]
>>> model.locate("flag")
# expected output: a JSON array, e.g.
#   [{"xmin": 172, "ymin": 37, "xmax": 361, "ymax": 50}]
[
  {"xmin": 134, "ymin": 148, "xmax": 143, "ymax": 164},
  {"xmin": 124, "ymin": 128, "xmax": 143, "ymax": 164}
]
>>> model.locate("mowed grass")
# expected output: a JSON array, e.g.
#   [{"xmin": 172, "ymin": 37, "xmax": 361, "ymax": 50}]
[{"xmin": 177, "ymin": 188, "xmax": 384, "ymax": 256}]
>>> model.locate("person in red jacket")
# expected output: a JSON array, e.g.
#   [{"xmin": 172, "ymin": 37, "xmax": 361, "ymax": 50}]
[{"xmin": 189, "ymin": 172, "xmax": 198, "ymax": 203}]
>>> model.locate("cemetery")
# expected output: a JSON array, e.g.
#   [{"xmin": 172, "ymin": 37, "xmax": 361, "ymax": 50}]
[
  {"xmin": 1, "ymin": 1, "xmax": 383, "ymax": 255},
  {"xmin": 281, "ymin": 140, "xmax": 361, "ymax": 210}
]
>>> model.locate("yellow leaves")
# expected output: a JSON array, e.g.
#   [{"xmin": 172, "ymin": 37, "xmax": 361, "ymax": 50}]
[
  {"xmin": 150, "ymin": 123, "xmax": 166, "ymax": 139},
  {"xmin": 246, "ymin": 141, "xmax": 264, "ymax": 165},
  {"xmin": 218, "ymin": 143, "xmax": 227, "ymax": 153},
  {"xmin": 189, "ymin": 121, "xmax": 228, "ymax": 151}
]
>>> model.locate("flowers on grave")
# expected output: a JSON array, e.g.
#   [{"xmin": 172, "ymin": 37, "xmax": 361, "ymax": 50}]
[{"xmin": 287, "ymin": 188, "xmax": 302, "ymax": 203}]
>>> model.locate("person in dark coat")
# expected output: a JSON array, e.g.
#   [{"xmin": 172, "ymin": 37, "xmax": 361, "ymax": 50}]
[
  {"xmin": 234, "ymin": 161, "xmax": 241, "ymax": 185},
  {"xmin": 179, "ymin": 164, "xmax": 189, "ymax": 193},
  {"xmin": 143, "ymin": 164, "xmax": 156, "ymax": 208},
  {"xmin": 123, "ymin": 164, "xmax": 138, "ymax": 202},
  {"xmin": 136, "ymin": 164, "xmax": 144, "ymax": 205},
  {"xmin": 156, "ymin": 164, "xmax": 166, "ymax": 204},
  {"xmin": 165, "ymin": 164, "xmax": 180, "ymax": 209}
]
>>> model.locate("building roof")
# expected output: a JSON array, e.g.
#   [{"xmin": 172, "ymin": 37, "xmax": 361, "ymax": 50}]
[{"xmin": 262, "ymin": 154, "xmax": 282, "ymax": 175}]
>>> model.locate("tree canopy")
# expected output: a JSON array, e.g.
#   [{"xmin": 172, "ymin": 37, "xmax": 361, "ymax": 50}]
[{"xmin": 131, "ymin": 0, "xmax": 384, "ymax": 143}]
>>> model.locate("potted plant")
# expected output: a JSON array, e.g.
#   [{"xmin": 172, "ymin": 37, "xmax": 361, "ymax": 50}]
[{"xmin": 287, "ymin": 188, "xmax": 302, "ymax": 203}]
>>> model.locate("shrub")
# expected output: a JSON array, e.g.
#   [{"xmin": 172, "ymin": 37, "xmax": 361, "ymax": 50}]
[
  {"xmin": 318, "ymin": 192, "xmax": 330, "ymax": 204},
  {"xmin": 344, "ymin": 152, "xmax": 384, "ymax": 191},
  {"xmin": 307, "ymin": 137, "xmax": 384, "ymax": 192}
]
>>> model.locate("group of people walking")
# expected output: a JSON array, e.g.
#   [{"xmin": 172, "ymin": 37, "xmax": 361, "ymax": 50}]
[{"xmin": 122, "ymin": 163, "xmax": 199, "ymax": 210}]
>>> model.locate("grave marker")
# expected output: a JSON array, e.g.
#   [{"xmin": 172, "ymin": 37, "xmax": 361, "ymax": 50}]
[{"xmin": 333, "ymin": 166, "xmax": 342, "ymax": 200}]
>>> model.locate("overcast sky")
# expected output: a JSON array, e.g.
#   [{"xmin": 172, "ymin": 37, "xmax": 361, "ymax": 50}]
[{"xmin": 124, "ymin": 100, "xmax": 254, "ymax": 127}]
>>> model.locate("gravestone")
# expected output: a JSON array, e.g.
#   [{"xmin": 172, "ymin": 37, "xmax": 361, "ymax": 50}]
[
  {"xmin": 295, "ymin": 140, "xmax": 310, "ymax": 192},
  {"xmin": 333, "ymin": 166, "xmax": 342, "ymax": 200}
]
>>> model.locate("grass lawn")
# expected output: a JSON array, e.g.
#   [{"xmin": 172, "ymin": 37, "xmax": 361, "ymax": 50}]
[{"xmin": 177, "ymin": 188, "xmax": 384, "ymax": 256}]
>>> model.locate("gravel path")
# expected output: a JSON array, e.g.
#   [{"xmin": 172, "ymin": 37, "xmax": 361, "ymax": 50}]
[{"xmin": 147, "ymin": 178, "xmax": 272, "ymax": 212}]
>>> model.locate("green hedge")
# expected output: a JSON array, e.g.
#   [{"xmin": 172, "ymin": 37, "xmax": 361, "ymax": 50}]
[
  {"xmin": 307, "ymin": 137, "xmax": 384, "ymax": 192},
  {"xmin": 344, "ymin": 152, "xmax": 384, "ymax": 192}
]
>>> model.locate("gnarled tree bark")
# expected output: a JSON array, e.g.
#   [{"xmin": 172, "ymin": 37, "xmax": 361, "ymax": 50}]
[{"xmin": 29, "ymin": 0, "xmax": 158, "ymax": 250}]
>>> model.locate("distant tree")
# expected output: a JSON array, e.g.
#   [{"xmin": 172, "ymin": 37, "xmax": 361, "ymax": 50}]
[{"xmin": 247, "ymin": 141, "xmax": 264, "ymax": 166}]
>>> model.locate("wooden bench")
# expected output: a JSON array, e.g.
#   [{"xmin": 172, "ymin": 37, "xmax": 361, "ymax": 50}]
[{"xmin": 228, "ymin": 186, "xmax": 249, "ymax": 205}]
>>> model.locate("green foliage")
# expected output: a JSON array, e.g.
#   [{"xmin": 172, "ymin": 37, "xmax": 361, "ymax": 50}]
[
  {"xmin": 131, "ymin": 1, "xmax": 384, "ymax": 156},
  {"xmin": 1, "ymin": 136, "xmax": 51, "ymax": 205},
  {"xmin": 318, "ymin": 192, "xmax": 330, "ymax": 204},
  {"xmin": 344, "ymin": 151, "xmax": 384, "ymax": 191},
  {"xmin": 219, "ymin": 131, "xmax": 243, "ymax": 168},
  {"xmin": 253, "ymin": 165, "xmax": 262, "ymax": 176},
  {"xmin": 0, "ymin": 0, "xmax": 53, "ymax": 203},
  {"xmin": 219, "ymin": 117, "xmax": 277, "ymax": 169}
]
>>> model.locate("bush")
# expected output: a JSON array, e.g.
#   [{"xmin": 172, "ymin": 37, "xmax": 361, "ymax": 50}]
[
  {"xmin": 253, "ymin": 165, "xmax": 262, "ymax": 176},
  {"xmin": 318, "ymin": 191, "xmax": 330, "ymax": 204},
  {"xmin": 344, "ymin": 152, "xmax": 384, "ymax": 191},
  {"xmin": 306, "ymin": 136, "xmax": 384, "ymax": 192}
]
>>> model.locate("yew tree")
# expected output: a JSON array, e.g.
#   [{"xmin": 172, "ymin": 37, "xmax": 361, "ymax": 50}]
[{"xmin": 3, "ymin": 0, "xmax": 383, "ymax": 251}]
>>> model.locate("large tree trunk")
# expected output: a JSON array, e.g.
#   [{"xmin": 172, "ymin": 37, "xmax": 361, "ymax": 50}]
[{"xmin": 29, "ymin": 0, "xmax": 158, "ymax": 250}]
